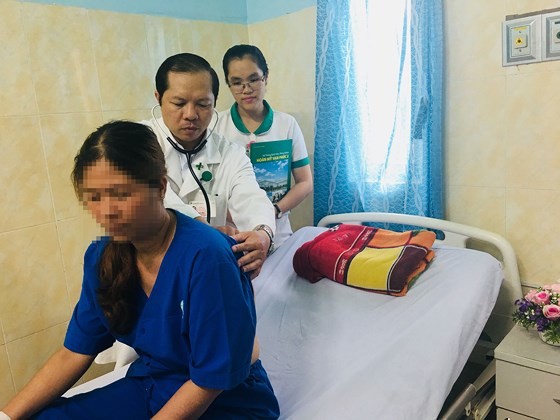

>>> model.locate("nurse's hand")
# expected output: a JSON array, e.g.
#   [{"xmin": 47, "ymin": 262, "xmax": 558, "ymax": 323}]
[{"xmin": 231, "ymin": 230, "xmax": 269, "ymax": 279}]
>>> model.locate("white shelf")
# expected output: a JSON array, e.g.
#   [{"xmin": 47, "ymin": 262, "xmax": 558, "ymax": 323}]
[{"xmin": 495, "ymin": 325, "xmax": 560, "ymax": 375}]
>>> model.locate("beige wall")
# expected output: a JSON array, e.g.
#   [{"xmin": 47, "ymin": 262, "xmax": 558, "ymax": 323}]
[
  {"xmin": 0, "ymin": 0, "xmax": 315, "ymax": 405},
  {"xmin": 444, "ymin": 0, "xmax": 560, "ymax": 287}
]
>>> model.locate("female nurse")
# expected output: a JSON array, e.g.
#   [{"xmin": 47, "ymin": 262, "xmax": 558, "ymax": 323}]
[
  {"xmin": 0, "ymin": 121, "xmax": 279, "ymax": 419},
  {"xmin": 215, "ymin": 44, "xmax": 313, "ymax": 248}
]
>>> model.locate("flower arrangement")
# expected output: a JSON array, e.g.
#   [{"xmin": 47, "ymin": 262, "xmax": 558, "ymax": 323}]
[{"xmin": 513, "ymin": 284, "xmax": 560, "ymax": 345}]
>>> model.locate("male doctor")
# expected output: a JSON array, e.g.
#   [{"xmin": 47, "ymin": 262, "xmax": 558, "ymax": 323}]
[
  {"xmin": 146, "ymin": 53, "xmax": 275, "ymax": 276},
  {"xmin": 94, "ymin": 53, "xmax": 276, "ymax": 369}
]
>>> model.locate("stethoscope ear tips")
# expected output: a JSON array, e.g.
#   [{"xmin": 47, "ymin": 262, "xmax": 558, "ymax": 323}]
[{"xmin": 201, "ymin": 171, "xmax": 213, "ymax": 182}]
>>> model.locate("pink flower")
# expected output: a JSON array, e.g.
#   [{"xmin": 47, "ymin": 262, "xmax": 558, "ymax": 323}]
[
  {"xmin": 543, "ymin": 283, "xmax": 560, "ymax": 293},
  {"xmin": 543, "ymin": 304, "xmax": 560, "ymax": 320},
  {"xmin": 532, "ymin": 291, "xmax": 551, "ymax": 305},
  {"xmin": 525, "ymin": 289, "xmax": 537, "ymax": 301}
]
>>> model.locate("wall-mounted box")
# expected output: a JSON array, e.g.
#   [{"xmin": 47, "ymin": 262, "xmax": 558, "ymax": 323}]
[
  {"xmin": 541, "ymin": 11, "xmax": 560, "ymax": 61},
  {"xmin": 502, "ymin": 16, "xmax": 541, "ymax": 66}
]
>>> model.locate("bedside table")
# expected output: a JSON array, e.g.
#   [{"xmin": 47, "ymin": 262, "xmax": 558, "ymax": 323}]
[{"xmin": 495, "ymin": 325, "xmax": 560, "ymax": 419}]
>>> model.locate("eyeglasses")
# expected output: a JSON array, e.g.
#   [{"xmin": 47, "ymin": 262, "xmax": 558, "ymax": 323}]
[{"xmin": 228, "ymin": 75, "xmax": 266, "ymax": 93}]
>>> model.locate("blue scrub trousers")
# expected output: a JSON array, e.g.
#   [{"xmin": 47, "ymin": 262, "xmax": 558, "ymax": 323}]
[{"xmin": 32, "ymin": 360, "xmax": 279, "ymax": 419}]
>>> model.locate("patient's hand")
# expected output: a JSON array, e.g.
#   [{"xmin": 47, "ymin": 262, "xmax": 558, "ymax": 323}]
[{"xmin": 231, "ymin": 230, "xmax": 269, "ymax": 279}]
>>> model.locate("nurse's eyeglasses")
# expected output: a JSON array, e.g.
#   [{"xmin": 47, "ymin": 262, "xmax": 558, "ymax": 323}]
[{"xmin": 228, "ymin": 75, "xmax": 266, "ymax": 93}]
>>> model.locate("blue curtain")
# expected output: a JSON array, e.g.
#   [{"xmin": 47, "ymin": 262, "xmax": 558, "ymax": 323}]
[{"xmin": 313, "ymin": 0, "xmax": 443, "ymax": 225}]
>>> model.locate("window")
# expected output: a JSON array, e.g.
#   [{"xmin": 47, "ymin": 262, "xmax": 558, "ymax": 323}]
[{"xmin": 352, "ymin": 0, "xmax": 411, "ymax": 186}]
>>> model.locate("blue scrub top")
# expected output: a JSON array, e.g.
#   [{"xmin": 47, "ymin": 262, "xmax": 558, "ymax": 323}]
[{"xmin": 64, "ymin": 211, "xmax": 256, "ymax": 402}]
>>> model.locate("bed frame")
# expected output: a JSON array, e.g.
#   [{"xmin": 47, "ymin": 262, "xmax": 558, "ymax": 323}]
[{"xmin": 317, "ymin": 212, "xmax": 522, "ymax": 420}]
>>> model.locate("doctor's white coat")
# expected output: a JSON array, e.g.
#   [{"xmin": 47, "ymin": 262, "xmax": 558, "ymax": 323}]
[{"xmin": 143, "ymin": 117, "xmax": 276, "ymax": 235}]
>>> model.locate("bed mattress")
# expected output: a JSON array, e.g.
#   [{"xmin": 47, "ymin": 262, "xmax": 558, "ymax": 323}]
[{"xmin": 253, "ymin": 226, "xmax": 503, "ymax": 419}]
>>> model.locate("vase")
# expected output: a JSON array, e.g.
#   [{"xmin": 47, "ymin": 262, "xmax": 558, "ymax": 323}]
[{"xmin": 538, "ymin": 331, "xmax": 560, "ymax": 347}]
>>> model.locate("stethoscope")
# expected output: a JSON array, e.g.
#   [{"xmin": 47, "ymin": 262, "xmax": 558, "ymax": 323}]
[{"xmin": 151, "ymin": 104, "xmax": 218, "ymax": 223}]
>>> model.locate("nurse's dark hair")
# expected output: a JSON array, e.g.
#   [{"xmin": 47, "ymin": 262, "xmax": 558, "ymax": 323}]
[
  {"xmin": 155, "ymin": 53, "xmax": 219, "ymax": 104},
  {"xmin": 71, "ymin": 120, "xmax": 167, "ymax": 334},
  {"xmin": 222, "ymin": 44, "xmax": 269, "ymax": 83}
]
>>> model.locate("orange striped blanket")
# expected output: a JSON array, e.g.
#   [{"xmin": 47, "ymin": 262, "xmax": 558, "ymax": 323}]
[{"xmin": 292, "ymin": 224, "xmax": 436, "ymax": 296}]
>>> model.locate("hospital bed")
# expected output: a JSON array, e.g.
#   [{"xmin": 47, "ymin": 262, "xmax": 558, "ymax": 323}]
[{"xmin": 65, "ymin": 212, "xmax": 522, "ymax": 420}]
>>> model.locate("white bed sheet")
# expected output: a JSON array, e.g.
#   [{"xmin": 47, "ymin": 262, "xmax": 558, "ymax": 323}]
[{"xmin": 253, "ymin": 226, "xmax": 503, "ymax": 419}]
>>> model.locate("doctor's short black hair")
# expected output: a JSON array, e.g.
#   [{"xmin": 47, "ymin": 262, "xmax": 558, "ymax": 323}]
[
  {"xmin": 222, "ymin": 44, "xmax": 269, "ymax": 82},
  {"xmin": 155, "ymin": 53, "xmax": 219, "ymax": 104}
]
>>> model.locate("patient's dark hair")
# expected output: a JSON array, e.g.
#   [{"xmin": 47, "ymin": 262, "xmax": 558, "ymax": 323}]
[
  {"xmin": 71, "ymin": 120, "xmax": 166, "ymax": 334},
  {"xmin": 155, "ymin": 52, "xmax": 219, "ymax": 104},
  {"xmin": 222, "ymin": 44, "xmax": 269, "ymax": 83}
]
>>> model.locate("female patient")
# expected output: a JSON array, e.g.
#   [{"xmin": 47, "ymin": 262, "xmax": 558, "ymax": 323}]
[{"xmin": 0, "ymin": 121, "xmax": 279, "ymax": 419}]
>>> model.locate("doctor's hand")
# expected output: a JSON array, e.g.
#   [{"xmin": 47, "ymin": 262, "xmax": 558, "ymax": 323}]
[
  {"xmin": 215, "ymin": 225, "xmax": 239, "ymax": 236},
  {"xmin": 231, "ymin": 230, "xmax": 270, "ymax": 279}
]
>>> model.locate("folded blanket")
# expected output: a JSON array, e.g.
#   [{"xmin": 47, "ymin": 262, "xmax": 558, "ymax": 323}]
[{"xmin": 293, "ymin": 224, "xmax": 436, "ymax": 296}]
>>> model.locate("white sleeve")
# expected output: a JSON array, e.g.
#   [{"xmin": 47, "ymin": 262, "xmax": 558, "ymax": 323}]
[
  {"xmin": 289, "ymin": 117, "xmax": 310, "ymax": 163},
  {"xmin": 164, "ymin": 184, "xmax": 200, "ymax": 218},
  {"xmin": 226, "ymin": 146, "xmax": 276, "ymax": 234}
]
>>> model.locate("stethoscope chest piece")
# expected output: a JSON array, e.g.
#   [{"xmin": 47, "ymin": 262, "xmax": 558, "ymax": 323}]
[{"xmin": 201, "ymin": 171, "xmax": 213, "ymax": 182}]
